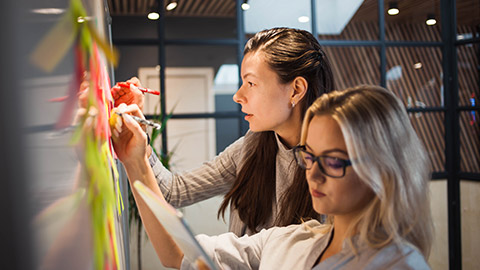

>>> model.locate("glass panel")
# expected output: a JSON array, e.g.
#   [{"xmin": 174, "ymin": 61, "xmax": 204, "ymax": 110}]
[
  {"xmin": 460, "ymin": 111, "xmax": 480, "ymax": 173},
  {"xmin": 111, "ymin": 16, "xmax": 238, "ymax": 40},
  {"xmin": 409, "ymin": 112, "xmax": 445, "ymax": 172},
  {"xmin": 456, "ymin": 0, "xmax": 480, "ymax": 41},
  {"xmin": 323, "ymin": 46, "xmax": 380, "ymax": 89},
  {"xmin": 385, "ymin": 0, "xmax": 441, "ymax": 41},
  {"xmin": 165, "ymin": 17, "xmax": 238, "ymax": 39},
  {"xmin": 115, "ymin": 45, "xmax": 238, "ymax": 114},
  {"xmin": 111, "ymin": 16, "xmax": 158, "ymax": 39},
  {"xmin": 428, "ymin": 180, "xmax": 448, "ymax": 269},
  {"xmin": 115, "ymin": 45, "xmax": 158, "ymax": 82},
  {"xmin": 215, "ymin": 117, "xmax": 241, "ymax": 155},
  {"xmin": 457, "ymin": 44, "xmax": 480, "ymax": 106},
  {"xmin": 215, "ymin": 93, "xmax": 242, "ymax": 154},
  {"xmin": 386, "ymin": 47, "xmax": 443, "ymax": 107},
  {"xmin": 26, "ymin": 1, "xmax": 127, "ymax": 269},
  {"xmin": 164, "ymin": 119, "xmax": 217, "ymax": 172},
  {"xmin": 461, "ymin": 180, "xmax": 480, "ymax": 269},
  {"xmin": 318, "ymin": 0, "xmax": 378, "ymax": 40},
  {"xmin": 165, "ymin": 45, "xmax": 237, "ymax": 73},
  {"xmin": 243, "ymin": 0, "xmax": 312, "ymax": 34}
]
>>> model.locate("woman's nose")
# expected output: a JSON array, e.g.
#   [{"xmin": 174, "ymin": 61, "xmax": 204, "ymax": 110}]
[
  {"xmin": 306, "ymin": 163, "xmax": 326, "ymax": 183},
  {"xmin": 233, "ymin": 85, "xmax": 245, "ymax": 104}
]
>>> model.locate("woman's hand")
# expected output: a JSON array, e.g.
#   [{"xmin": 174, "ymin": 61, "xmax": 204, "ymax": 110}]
[
  {"xmin": 111, "ymin": 77, "xmax": 145, "ymax": 111},
  {"xmin": 111, "ymin": 103, "xmax": 148, "ymax": 166}
]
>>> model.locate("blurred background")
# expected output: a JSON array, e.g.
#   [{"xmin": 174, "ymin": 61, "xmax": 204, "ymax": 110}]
[{"xmin": 1, "ymin": 0, "xmax": 479, "ymax": 269}]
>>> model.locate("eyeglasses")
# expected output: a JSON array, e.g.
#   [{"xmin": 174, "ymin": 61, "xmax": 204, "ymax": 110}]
[{"xmin": 293, "ymin": 145, "xmax": 352, "ymax": 178}]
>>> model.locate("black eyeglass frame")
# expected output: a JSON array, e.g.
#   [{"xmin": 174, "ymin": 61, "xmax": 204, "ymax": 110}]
[{"xmin": 293, "ymin": 145, "xmax": 352, "ymax": 178}]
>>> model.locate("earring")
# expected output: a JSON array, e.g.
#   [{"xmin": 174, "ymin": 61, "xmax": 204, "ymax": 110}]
[{"xmin": 291, "ymin": 101, "xmax": 296, "ymax": 108}]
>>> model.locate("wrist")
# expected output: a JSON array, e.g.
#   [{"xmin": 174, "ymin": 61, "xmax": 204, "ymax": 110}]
[
  {"xmin": 147, "ymin": 144, "xmax": 153, "ymax": 158},
  {"xmin": 123, "ymin": 155, "xmax": 150, "ymax": 180}
]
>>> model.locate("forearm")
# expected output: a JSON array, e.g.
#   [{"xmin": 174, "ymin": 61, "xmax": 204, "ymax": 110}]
[{"xmin": 124, "ymin": 157, "xmax": 184, "ymax": 269}]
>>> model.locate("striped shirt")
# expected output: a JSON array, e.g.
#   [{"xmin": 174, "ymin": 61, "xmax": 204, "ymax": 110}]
[{"xmin": 148, "ymin": 131, "xmax": 298, "ymax": 236}]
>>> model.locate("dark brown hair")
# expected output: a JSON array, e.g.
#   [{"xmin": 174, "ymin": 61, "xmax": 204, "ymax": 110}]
[{"xmin": 218, "ymin": 27, "xmax": 335, "ymax": 233}]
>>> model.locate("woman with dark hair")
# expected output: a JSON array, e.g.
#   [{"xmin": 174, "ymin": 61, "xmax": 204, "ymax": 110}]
[{"xmin": 111, "ymin": 27, "xmax": 335, "ymax": 236}]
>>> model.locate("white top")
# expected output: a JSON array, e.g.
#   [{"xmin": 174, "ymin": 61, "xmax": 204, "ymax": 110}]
[{"xmin": 180, "ymin": 220, "xmax": 431, "ymax": 270}]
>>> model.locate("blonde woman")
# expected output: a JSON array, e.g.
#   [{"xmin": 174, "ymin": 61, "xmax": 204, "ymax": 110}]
[{"xmin": 116, "ymin": 85, "xmax": 433, "ymax": 269}]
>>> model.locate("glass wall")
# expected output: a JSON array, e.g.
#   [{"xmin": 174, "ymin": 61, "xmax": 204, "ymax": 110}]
[
  {"xmin": 111, "ymin": 0, "xmax": 479, "ymax": 269},
  {"xmin": 240, "ymin": 1, "xmax": 479, "ymax": 269}
]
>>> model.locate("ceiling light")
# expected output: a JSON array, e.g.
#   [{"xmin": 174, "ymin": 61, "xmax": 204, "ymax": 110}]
[
  {"xmin": 148, "ymin": 11, "xmax": 160, "ymax": 20},
  {"xmin": 147, "ymin": 2, "xmax": 160, "ymax": 20},
  {"xmin": 31, "ymin": 8, "xmax": 65, "ymax": 15},
  {"xmin": 166, "ymin": 1, "xmax": 177, "ymax": 11},
  {"xmin": 414, "ymin": 62, "xmax": 423, "ymax": 69},
  {"xmin": 426, "ymin": 14, "xmax": 436, "ymax": 26},
  {"xmin": 387, "ymin": 2, "xmax": 399, "ymax": 16},
  {"xmin": 298, "ymin": 16, "xmax": 310, "ymax": 23},
  {"xmin": 242, "ymin": 0, "xmax": 250, "ymax": 11}
]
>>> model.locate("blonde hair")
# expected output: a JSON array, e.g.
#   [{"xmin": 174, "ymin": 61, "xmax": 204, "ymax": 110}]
[{"xmin": 300, "ymin": 85, "xmax": 434, "ymax": 257}]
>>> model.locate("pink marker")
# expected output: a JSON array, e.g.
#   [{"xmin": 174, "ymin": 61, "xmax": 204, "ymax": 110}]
[{"xmin": 117, "ymin": 82, "xmax": 160, "ymax": 95}]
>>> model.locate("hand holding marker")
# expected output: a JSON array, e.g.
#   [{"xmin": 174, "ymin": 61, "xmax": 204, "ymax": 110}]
[
  {"xmin": 118, "ymin": 112, "xmax": 161, "ymax": 130},
  {"xmin": 110, "ymin": 81, "xmax": 161, "ymax": 131},
  {"xmin": 110, "ymin": 112, "xmax": 161, "ymax": 130},
  {"xmin": 117, "ymin": 82, "xmax": 160, "ymax": 95}
]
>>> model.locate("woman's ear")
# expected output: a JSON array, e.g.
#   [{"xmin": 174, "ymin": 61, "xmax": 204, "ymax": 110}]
[{"xmin": 290, "ymin": 76, "xmax": 308, "ymax": 105}]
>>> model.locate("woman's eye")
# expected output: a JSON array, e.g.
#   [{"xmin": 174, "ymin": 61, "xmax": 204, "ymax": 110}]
[
  {"xmin": 248, "ymin": 82, "xmax": 254, "ymax": 87},
  {"xmin": 304, "ymin": 155, "xmax": 313, "ymax": 162},
  {"xmin": 324, "ymin": 158, "xmax": 344, "ymax": 169}
]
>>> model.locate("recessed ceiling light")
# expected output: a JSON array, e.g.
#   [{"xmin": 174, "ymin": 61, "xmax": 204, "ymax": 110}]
[
  {"xmin": 387, "ymin": 2, "xmax": 399, "ymax": 16},
  {"xmin": 166, "ymin": 2, "xmax": 177, "ymax": 11},
  {"xmin": 426, "ymin": 14, "xmax": 436, "ymax": 26},
  {"xmin": 31, "ymin": 8, "xmax": 65, "ymax": 15},
  {"xmin": 414, "ymin": 62, "xmax": 423, "ymax": 69},
  {"xmin": 241, "ymin": 3, "xmax": 250, "ymax": 10},
  {"xmin": 298, "ymin": 16, "xmax": 310, "ymax": 23},
  {"xmin": 148, "ymin": 11, "xmax": 160, "ymax": 20}
]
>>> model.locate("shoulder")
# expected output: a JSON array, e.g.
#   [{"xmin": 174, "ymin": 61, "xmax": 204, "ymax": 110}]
[
  {"xmin": 221, "ymin": 130, "xmax": 260, "ymax": 153},
  {"xmin": 243, "ymin": 129, "xmax": 260, "ymax": 144},
  {"xmin": 267, "ymin": 220, "xmax": 329, "ymax": 241},
  {"xmin": 366, "ymin": 241, "xmax": 431, "ymax": 270}
]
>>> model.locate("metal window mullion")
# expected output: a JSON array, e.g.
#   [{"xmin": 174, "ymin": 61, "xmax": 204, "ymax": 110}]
[
  {"xmin": 441, "ymin": 0, "xmax": 462, "ymax": 269},
  {"xmin": 378, "ymin": 0, "xmax": 386, "ymax": 87},
  {"xmin": 157, "ymin": 0, "xmax": 168, "ymax": 155},
  {"xmin": 236, "ymin": 0, "xmax": 247, "ymax": 137}
]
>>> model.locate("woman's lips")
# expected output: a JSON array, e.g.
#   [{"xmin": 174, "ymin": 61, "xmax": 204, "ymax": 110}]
[
  {"xmin": 311, "ymin": 189, "xmax": 326, "ymax": 198},
  {"xmin": 244, "ymin": 114, "xmax": 253, "ymax": 120}
]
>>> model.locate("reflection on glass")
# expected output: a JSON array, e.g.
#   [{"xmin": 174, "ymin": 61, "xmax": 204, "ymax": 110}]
[
  {"xmin": 386, "ymin": 47, "xmax": 442, "ymax": 107},
  {"xmin": 115, "ymin": 45, "xmax": 159, "ymax": 82},
  {"xmin": 409, "ymin": 112, "xmax": 445, "ymax": 173},
  {"xmin": 316, "ymin": 0, "xmax": 364, "ymax": 35},
  {"xmin": 214, "ymin": 64, "xmax": 239, "ymax": 95},
  {"xmin": 243, "ymin": 0, "xmax": 312, "ymax": 34},
  {"xmin": 456, "ymin": 0, "xmax": 480, "ymax": 41},
  {"xmin": 164, "ymin": 118, "xmax": 216, "ymax": 171},
  {"xmin": 318, "ymin": 0, "xmax": 378, "ymax": 40},
  {"xmin": 385, "ymin": 0, "xmax": 441, "ymax": 41},
  {"xmin": 457, "ymin": 44, "xmax": 480, "ymax": 106},
  {"xmin": 460, "ymin": 111, "xmax": 480, "ymax": 173},
  {"xmin": 323, "ymin": 46, "xmax": 380, "ymax": 89}
]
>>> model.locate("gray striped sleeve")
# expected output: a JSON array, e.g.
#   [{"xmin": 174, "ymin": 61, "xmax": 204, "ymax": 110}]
[{"xmin": 148, "ymin": 136, "xmax": 245, "ymax": 208}]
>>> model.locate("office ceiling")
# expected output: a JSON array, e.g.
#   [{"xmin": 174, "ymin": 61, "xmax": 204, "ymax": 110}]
[
  {"xmin": 107, "ymin": 0, "xmax": 236, "ymax": 18},
  {"xmin": 106, "ymin": 0, "xmax": 478, "ymax": 27}
]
